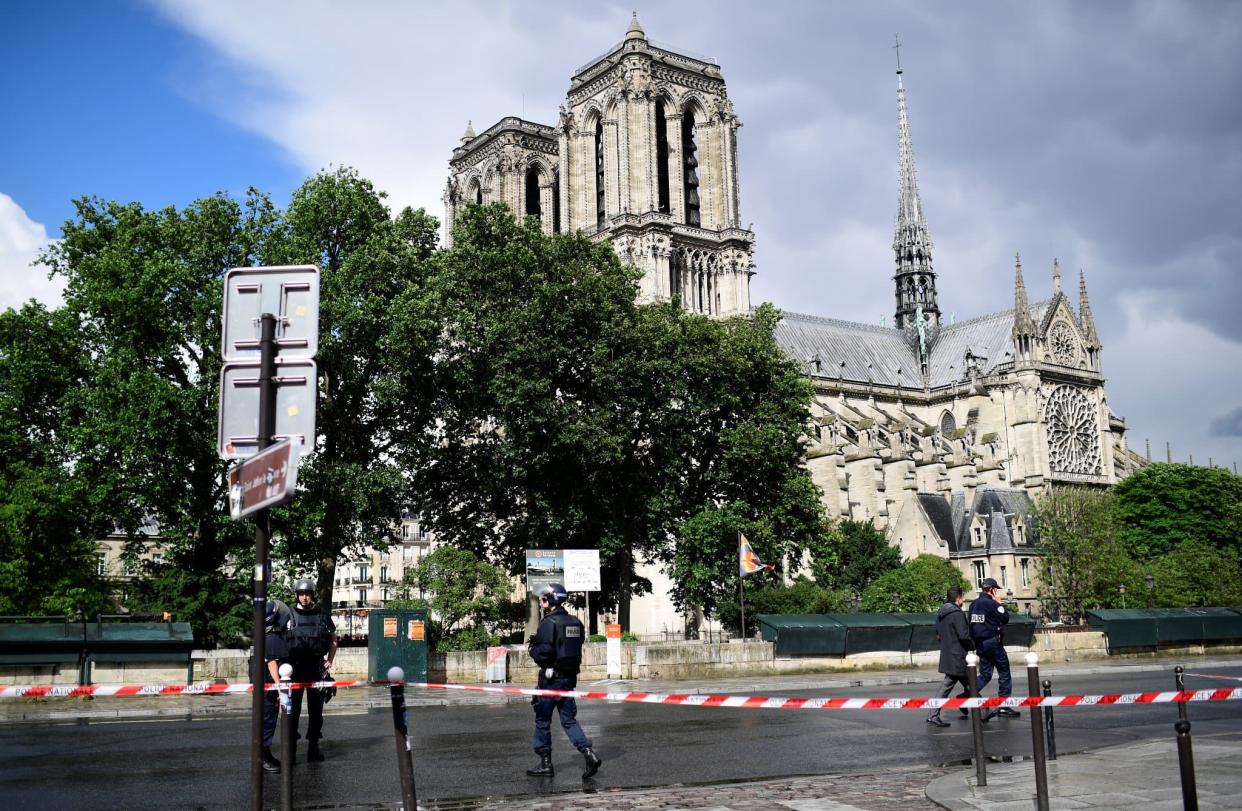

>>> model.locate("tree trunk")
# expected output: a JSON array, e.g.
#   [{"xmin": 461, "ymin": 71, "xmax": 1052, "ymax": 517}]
[
  {"xmin": 618, "ymin": 546, "xmax": 632, "ymax": 631},
  {"xmin": 317, "ymin": 557, "xmax": 337, "ymax": 613}
]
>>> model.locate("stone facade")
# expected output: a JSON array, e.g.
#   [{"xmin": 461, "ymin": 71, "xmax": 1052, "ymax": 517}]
[
  {"xmin": 771, "ymin": 66, "xmax": 1147, "ymax": 604},
  {"xmin": 443, "ymin": 14, "xmax": 753, "ymax": 318}
]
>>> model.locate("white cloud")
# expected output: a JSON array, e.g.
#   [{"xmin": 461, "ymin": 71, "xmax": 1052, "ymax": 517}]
[
  {"xmin": 141, "ymin": 1, "xmax": 1242, "ymax": 470},
  {"xmin": 0, "ymin": 193, "xmax": 61, "ymax": 311}
]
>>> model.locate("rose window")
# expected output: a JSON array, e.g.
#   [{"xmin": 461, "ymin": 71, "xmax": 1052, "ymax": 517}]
[
  {"xmin": 1048, "ymin": 321, "xmax": 1080, "ymax": 365},
  {"xmin": 1046, "ymin": 385, "xmax": 1101, "ymax": 475}
]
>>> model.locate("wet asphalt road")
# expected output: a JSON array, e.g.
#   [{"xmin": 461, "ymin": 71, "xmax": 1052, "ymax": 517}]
[{"xmin": 2, "ymin": 666, "xmax": 1239, "ymax": 810}]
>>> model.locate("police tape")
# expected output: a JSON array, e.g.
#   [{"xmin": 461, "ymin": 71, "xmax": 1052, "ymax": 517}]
[
  {"xmin": 0, "ymin": 679, "xmax": 361, "ymax": 699},
  {"xmin": 3, "ymin": 679, "xmax": 1241, "ymax": 709},
  {"xmin": 394, "ymin": 681, "xmax": 1242, "ymax": 710}
]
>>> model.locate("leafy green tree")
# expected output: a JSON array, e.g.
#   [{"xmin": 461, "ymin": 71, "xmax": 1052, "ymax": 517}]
[
  {"xmin": 1033, "ymin": 486, "xmax": 1133, "ymax": 623},
  {"xmin": 264, "ymin": 168, "xmax": 441, "ymax": 609},
  {"xmin": 716, "ymin": 577, "xmax": 850, "ymax": 635},
  {"xmin": 817, "ymin": 520, "xmax": 901, "ymax": 595},
  {"xmin": 0, "ymin": 303, "xmax": 110, "ymax": 616},
  {"xmin": 406, "ymin": 205, "xmax": 829, "ymax": 628},
  {"xmin": 1113, "ymin": 463, "xmax": 1242, "ymax": 559},
  {"xmin": 394, "ymin": 545, "xmax": 521, "ymax": 650},
  {"xmin": 34, "ymin": 193, "xmax": 278, "ymax": 643},
  {"xmin": 861, "ymin": 554, "xmax": 969, "ymax": 612},
  {"xmin": 1141, "ymin": 540, "xmax": 1242, "ymax": 608}
]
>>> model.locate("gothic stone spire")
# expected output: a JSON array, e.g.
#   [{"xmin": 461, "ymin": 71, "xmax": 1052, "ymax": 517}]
[
  {"xmin": 892, "ymin": 54, "xmax": 940, "ymax": 353},
  {"xmin": 1079, "ymin": 269, "xmax": 1099, "ymax": 347},
  {"xmin": 1012, "ymin": 252, "xmax": 1036, "ymax": 363}
]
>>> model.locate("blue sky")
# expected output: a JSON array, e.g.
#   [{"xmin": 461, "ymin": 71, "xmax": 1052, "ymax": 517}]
[
  {"xmin": 2, "ymin": 1, "xmax": 300, "ymax": 231},
  {"xmin": 2, "ymin": 1, "xmax": 1241, "ymax": 470}
]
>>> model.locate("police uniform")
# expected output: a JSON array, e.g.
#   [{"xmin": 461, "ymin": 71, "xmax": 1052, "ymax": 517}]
[
  {"xmin": 969, "ymin": 580, "xmax": 1019, "ymax": 717},
  {"xmin": 260, "ymin": 601, "xmax": 292, "ymax": 769},
  {"xmin": 528, "ymin": 604, "xmax": 592, "ymax": 756},
  {"xmin": 287, "ymin": 601, "xmax": 336, "ymax": 753}
]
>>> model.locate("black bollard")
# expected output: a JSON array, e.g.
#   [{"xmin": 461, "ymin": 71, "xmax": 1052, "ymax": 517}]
[
  {"xmin": 387, "ymin": 666, "xmax": 418, "ymax": 811},
  {"xmin": 279, "ymin": 664, "xmax": 294, "ymax": 811},
  {"xmin": 1175, "ymin": 719, "xmax": 1197, "ymax": 811},
  {"xmin": 1175, "ymin": 665, "xmax": 1189, "ymax": 723},
  {"xmin": 1025, "ymin": 654, "xmax": 1049, "ymax": 811},
  {"xmin": 1042, "ymin": 679, "xmax": 1057, "ymax": 761},
  {"xmin": 966, "ymin": 652, "xmax": 987, "ymax": 787}
]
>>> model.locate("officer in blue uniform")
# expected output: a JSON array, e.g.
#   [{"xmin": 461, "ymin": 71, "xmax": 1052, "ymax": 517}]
[
  {"xmin": 525, "ymin": 582, "xmax": 602, "ymax": 779},
  {"xmin": 969, "ymin": 577, "xmax": 1021, "ymax": 720},
  {"xmin": 286, "ymin": 578, "xmax": 337, "ymax": 762},
  {"xmin": 260, "ymin": 599, "xmax": 292, "ymax": 772}
]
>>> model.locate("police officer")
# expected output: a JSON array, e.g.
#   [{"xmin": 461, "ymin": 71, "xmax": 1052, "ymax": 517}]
[
  {"xmin": 287, "ymin": 578, "xmax": 337, "ymax": 762},
  {"xmin": 926, "ymin": 586, "xmax": 973, "ymax": 727},
  {"xmin": 260, "ymin": 599, "xmax": 293, "ymax": 772},
  {"xmin": 526, "ymin": 582, "xmax": 602, "ymax": 779},
  {"xmin": 969, "ymin": 577, "xmax": 1020, "ymax": 720}
]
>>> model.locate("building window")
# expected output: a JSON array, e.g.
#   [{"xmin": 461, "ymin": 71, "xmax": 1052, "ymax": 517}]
[
  {"xmin": 358, "ymin": 564, "xmax": 370, "ymax": 582},
  {"xmin": 552, "ymin": 176, "xmax": 561, "ymax": 232},
  {"xmin": 1020, "ymin": 558, "xmax": 1030, "ymax": 589},
  {"xmin": 940, "ymin": 410, "xmax": 956, "ymax": 435},
  {"xmin": 681, "ymin": 111, "xmax": 700, "ymax": 227},
  {"xmin": 524, "ymin": 166, "xmax": 542, "ymax": 220},
  {"xmin": 380, "ymin": 565, "xmax": 389, "ymax": 583},
  {"xmin": 972, "ymin": 560, "xmax": 986, "ymax": 588},
  {"xmin": 97, "ymin": 554, "xmax": 108, "ymax": 576},
  {"xmin": 381, "ymin": 588, "xmax": 389, "ymax": 602},
  {"xmin": 655, "ymin": 100, "xmax": 670, "ymax": 214},
  {"xmin": 151, "ymin": 554, "xmax": 164, "ymax": 566},
  {"xmin": 595, "ymin": 119, "xmax": 606, "ymax": 229},
  {"xmin": 972, "ymin": 525, "xmax": 984, "ymax": 547},
  {"xmin": 474, "ymin": 183, "xmax": 483, "ymax": 205},
  {"xmin": 1000, "ymin": 565, "xmax": 1008, "ymax": 588},
  {"xmin": 402, "ymin": 524, "xmax": 410, "ymax": 540},
  {"xmin": 357, "ymin": 588, "xmax": 368, "ymax": 605}
]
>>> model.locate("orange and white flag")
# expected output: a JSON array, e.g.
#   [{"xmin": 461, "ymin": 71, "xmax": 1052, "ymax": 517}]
[{"xmin": 739, "ymin": 532, "xmax": 774, "ymax": 578}]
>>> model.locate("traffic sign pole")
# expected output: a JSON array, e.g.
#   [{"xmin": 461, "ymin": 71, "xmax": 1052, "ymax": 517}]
[{"xmin": 251, "ymin": 313, "xmax": 278, "ymax": 811}]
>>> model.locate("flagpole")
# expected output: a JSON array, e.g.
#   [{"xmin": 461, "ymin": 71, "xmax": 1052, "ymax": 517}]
[{"xmin": 738, "ymin": 530, "xmax": 746, "ymax": 642}]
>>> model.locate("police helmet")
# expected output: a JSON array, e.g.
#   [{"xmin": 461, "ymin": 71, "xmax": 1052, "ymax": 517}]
[
  {"xmin": 538, "ymin": 582, "xmax": 568, "ymax": 606},
  {"xmin": 293, "ymin": 578, "xmax": 316, "ymax": 595},
  {"xmin": 264, "ymin": 599, "xmax": 290, "ymax": 633}
]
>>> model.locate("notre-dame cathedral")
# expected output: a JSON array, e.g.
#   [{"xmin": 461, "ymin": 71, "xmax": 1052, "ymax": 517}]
[{"xmin": 442, "ymin": 16, "xmax": 1145, "ymax": 629}]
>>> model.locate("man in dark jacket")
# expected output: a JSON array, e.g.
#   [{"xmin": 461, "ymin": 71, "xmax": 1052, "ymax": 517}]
[
  {"xmin": 525, "ymin": 582, "xmax": 602, "ymax": 780},
  {"xmin": 970, "ymin": 577, "xmax": 1020, "ymax": 719},
  {"xmin": 927, "ymin": 587, "xmax": 973, "ymax": 727}
]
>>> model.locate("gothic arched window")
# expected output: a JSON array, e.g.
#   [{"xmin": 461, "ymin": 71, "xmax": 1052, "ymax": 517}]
[
  {"xmin": 552, "ymin": 175, "xmax": 561, "ymax": 233},
  {"xmin": 655, "ymin": 100, "xmax": 671, "ymax": 214},
  {"xmin": 525, "ymin": 166, "xmax": 542, "ymax": 221},
  {"xmin": 595, "ymin": 119, "xmax": 606, "ymax": 229},
  {"xmin": 681, "ymin": 111, "xmax": 701, "ymax": 227},
  {"xmin": 940, "ymin": 410, "xmax": 956, "ymax": 435}
]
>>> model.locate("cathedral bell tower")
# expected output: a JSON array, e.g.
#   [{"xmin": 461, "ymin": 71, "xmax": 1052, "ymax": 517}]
[
  {"xmin": 892, "ymin": 54, "xmax": 941, "ymax": 362},
  {"xmin": 557, "ymin": 14, "xmax": 754, "ymax": 317}
]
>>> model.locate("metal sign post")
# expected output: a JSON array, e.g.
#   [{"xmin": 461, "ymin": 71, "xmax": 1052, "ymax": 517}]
[{"xmin": 218, "ymin": 265, "xmax": 319, "ymax": 811}]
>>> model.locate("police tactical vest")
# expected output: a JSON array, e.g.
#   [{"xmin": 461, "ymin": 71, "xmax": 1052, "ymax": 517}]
[{"xmin": 287, "ymin": 608, "xmax": 330, "ymax": 660}]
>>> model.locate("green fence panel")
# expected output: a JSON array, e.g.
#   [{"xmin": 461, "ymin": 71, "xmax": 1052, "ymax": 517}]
[
  {"xmin": 1086, "ymin": 609, "xmax": 1159, "ymax": 648},
  {"xmin": 1181, "ymin": 607, "xmax": 1242, "ymax": 641},
  {"xmin": 893, "ymin": 613, "xmax": 939, "ymax": 652},
  {"xmin": 367, "ymin": 609, "xmax": 429, "ymax": 682},
  {"xmin": 0, "ymin": 620, "xmax": 85, "ymax": 665},
  {"xmin": 756, "ymin": 614, "xmax": 847, "ymax": 656},
  {"xmin": 826, "ymin": 613, "xmax": 914, "ymax": 655},
  {"xmin": 1003, "ymin": 613, "xmax": 1037, "ymax": 647}
]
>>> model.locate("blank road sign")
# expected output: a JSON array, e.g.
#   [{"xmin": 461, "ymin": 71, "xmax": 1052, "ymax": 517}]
[
  {"xmin": 218, "ymin": 359, "xmax": 318, "ymax": 460},
  {"xmin": 222, "ymin": 265, "xmax": 320, "ymax": 361}
]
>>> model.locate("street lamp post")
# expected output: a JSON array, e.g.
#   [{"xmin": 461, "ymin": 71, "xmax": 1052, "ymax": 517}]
[{"xmin": 1119, "ymin": 583, "xmax": 1126, "ymax": 609}]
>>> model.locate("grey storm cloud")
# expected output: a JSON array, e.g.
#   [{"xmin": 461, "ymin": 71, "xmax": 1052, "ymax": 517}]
[{"xmin": 1210, "ymin": 407, "xmax": 1242, "ymax": 438}]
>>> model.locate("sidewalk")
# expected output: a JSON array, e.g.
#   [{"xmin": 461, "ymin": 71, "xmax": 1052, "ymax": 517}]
[
  {"xmin": 925, "ymin": 730, "xmax": 1242, "ymax": 811},
  {"xmin": 1, "ymin": 655, "xmax": 1238, "ymax": 724}
]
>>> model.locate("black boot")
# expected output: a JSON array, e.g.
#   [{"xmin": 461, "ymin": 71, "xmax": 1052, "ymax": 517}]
[
  {"xmin": 526, "ymin": 752, "xmax": 554, "ymax": 777},
  {"xmin": 261, "ymin": 747, "xmax": 281, "ymax": 773},
  {"xmin": 307, "ymin": 741, "xmax": 324, "ymax": 762},
  {"xmin": 582, "ymin": 747, "xmax": 602, "ymax": 779}
]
